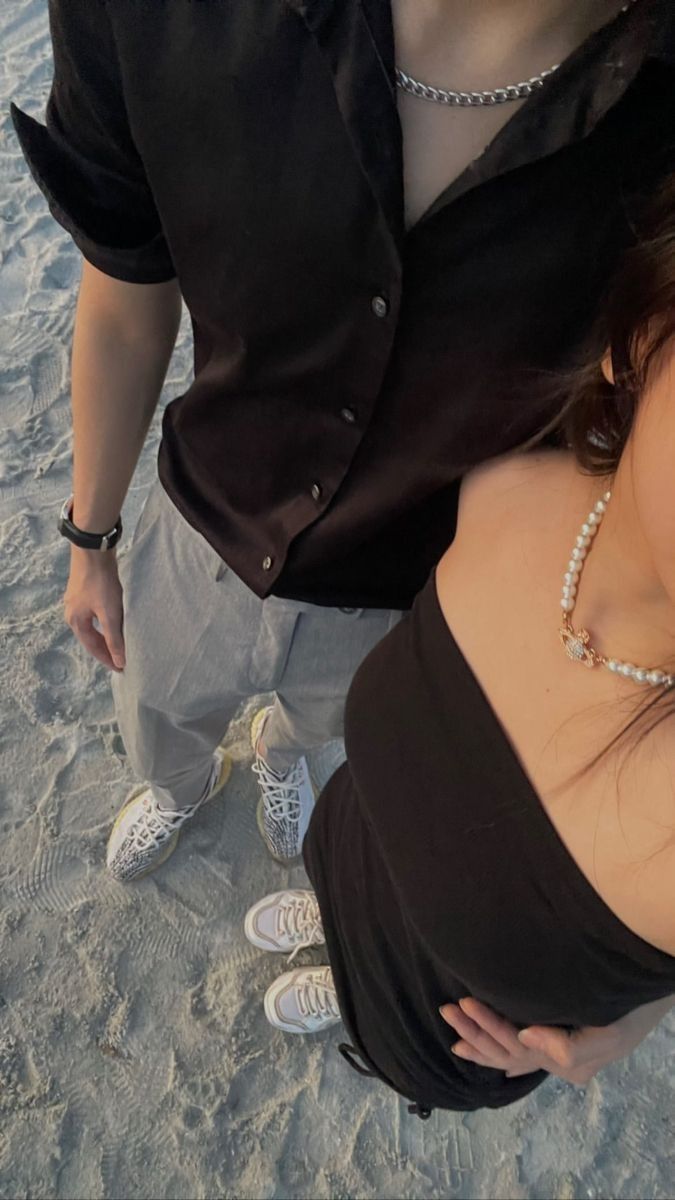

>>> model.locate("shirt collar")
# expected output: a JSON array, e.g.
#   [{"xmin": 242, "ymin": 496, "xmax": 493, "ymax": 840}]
[
  {"xmin": 287, "ymin": 0, "xmax": 674, "ymax": 246},
  {"xmin": 287, "ymin": 0, "xmax": 405, "ymax": 247},
  {"xmin": 424, "ymin": 0, "xmax": 674, "ymax": 217}
]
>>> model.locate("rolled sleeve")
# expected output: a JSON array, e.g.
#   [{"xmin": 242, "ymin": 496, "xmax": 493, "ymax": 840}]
[{"xmin": 10, "ymin": 0, "xmax": 175, "ymax": 284}]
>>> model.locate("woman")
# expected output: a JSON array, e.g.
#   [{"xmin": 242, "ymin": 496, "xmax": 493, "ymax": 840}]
[{"xmin": 245, "ymin": 178, "xmax": 675, "ymax": 1116}]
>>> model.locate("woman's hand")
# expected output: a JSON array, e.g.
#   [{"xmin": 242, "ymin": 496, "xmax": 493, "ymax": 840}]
[{"xmin": 440, "ymin": 994, "xmax": 673, "ymax": 1085}]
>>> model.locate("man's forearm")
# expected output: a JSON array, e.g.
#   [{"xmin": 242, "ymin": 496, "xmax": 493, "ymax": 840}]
[{"xmin": 70, "ymin": 261, "xmax": 182, "ymax": 532}]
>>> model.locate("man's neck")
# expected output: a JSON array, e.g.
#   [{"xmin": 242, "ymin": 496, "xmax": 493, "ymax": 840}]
[{"xmin": 394, "ymin": 0, "xmax": 629, "ymax": 69}]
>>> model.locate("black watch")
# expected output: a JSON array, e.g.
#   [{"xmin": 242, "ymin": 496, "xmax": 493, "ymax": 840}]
[{"xmin": 58, "ymin": 495, "xmax": 122, "ymax": 551}]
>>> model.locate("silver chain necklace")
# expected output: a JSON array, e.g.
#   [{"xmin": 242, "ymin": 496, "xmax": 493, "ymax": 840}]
[
  {"xmin": 395, "ymin": 0, "xmax": 639, "ymax": 108},
  {"xmin": 395, "ymin": 65, "xmax": 559, "ymax": 106}
]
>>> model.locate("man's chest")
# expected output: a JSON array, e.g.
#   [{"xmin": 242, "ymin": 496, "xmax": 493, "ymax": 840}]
[
  {"xmin": 108, "ymin": 2, "xmax": 668, "ymax": 346},
  {"xmin": 397, "ymin": 96, "xmax": 527, "ymax": 231}
]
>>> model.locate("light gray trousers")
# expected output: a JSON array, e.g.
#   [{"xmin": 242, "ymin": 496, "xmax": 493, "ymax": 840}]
[{"xmin": 111, "ymin": 477, "xmax": 401, "ymax": 811}]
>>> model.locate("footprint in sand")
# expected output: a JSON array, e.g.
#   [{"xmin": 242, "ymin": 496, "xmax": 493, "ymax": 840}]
[{"xmin": 6, "ymin": 840, "xmax": 92, "ymax": 915}]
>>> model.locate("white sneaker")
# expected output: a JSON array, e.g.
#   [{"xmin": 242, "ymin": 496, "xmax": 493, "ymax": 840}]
[
  {"xmin": 106, "ymin": 748, "xmax": 232, "ymax": 882},
  {"xmin": 251, "ymin": 706, "xmax": 315, "ymax": 863},
  {"xmin": 264, "ymin": 965, "xmax": 340, "ymax": 1034},
  {"xmin": 244, "ymin": 889, "xmax": 325, "ymax": 961}
]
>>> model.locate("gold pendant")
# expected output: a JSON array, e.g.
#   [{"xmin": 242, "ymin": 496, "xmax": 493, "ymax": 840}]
[{"xmin": 559, "ymin": 624, "xmax": 596, "ymax": 668}]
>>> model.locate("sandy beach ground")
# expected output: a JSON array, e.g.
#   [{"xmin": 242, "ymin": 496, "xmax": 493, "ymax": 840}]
[{"xmin": 1, "ymin": 3, "xmax": 673, "ymax": 1198}]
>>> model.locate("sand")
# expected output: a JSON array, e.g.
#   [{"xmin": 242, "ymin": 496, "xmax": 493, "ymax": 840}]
[{"xmin": 0, "ymin": 2, "xmax": 673, "ymax": 1197}]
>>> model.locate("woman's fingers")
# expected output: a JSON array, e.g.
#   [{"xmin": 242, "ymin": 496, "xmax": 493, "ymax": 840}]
[
  {"xmin": 440, "ymin": 1002, "xmax": 483, "ymax": 1041},
  {"xmin": 449, "ymin": 1041, "xmax": 493, "ymax": 1068},
  {"xmin": 441, "ymin": 998, "xmax": 522, "ymax": 1056},
  {"xmin": 440, "ymin": 999, "xmax": 554, "ymax": 1074},
  {"xmin": 457, "ymin": 996, "xmax": 524, "ymax": 1055},
  {"xmin": 442, "ymin": 1001, "xmax": 618, "ymax": 1085},
  {"xmin": 440, "ymin": 1003, "xmax": 511, "ymax": 1066}
]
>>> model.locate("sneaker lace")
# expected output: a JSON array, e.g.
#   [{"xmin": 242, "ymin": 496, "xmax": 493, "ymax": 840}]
[
  {"xmin": 127, "ymin": 758, "xmax": 220, "ymax": 855},
  {"xmin": 252, "ymin": 757, "xmax": 304, "ymax": 823},
  {"xmin": 277, "ymin": 894, "xmax": 325, "ymax": 963},
  {"xmin": 296, "ymin": 971, "xmax": 340, "ymax": 1021},
  {"xmin": 130, "ymin": 796, "xmax": 199, "ymax": 852}
]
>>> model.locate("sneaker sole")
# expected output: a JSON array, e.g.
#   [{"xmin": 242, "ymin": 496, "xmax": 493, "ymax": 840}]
[{"xmin": 108, "ymin": 749, "xmax": 233, "ymax": 882}]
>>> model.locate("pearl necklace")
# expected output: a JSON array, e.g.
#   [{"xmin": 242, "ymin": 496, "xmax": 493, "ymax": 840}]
[{"xmin": 559, "ymin": 492, "xmax": 675, "ymax": 688}]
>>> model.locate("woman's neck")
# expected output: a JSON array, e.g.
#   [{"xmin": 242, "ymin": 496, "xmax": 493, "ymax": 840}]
[{"xmin": 572, "ymin": 463, "xmax": 675, "ymax": 676}]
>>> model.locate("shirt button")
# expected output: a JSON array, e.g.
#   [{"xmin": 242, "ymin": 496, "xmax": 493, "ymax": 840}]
[
  {"xmin": 371, "ymin": 294, "xmax": 389, "ymax": 319},
  {"xmin": 262, "ymin": 555, "xmax": 273, "ymax": 571},
  {"xmin": 311, "ymin": 482, "xmax": 322, "ymax": 501},
  {"xmin": 341, "ymin": 406, "xmax": 357, "ymax": 424},
  {"xmin": 340, "ymin": 607, "xmax": 357, "ymax": 614}
]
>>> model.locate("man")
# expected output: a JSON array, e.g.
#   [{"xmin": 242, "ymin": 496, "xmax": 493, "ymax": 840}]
[{"xmin": 11, "ymin": 0, "xmax": 675, "ymax": 1072}]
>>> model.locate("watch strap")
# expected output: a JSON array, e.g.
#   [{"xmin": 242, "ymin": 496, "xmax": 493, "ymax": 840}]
[{"xmin": 58, "ymin": 496, "xmax": 122, "ymax": 551}]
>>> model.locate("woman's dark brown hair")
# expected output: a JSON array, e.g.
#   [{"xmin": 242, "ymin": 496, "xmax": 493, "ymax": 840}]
[
  {"xmin": 557, "ymin": 173, "xmax": 675, "ymax": 473},
  {"xmin": 542, "ymin": 173, "xmax": 675, "ymax": 784}
]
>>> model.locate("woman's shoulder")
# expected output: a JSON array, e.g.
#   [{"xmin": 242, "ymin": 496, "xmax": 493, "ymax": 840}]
[{"xmin": 456, "ymin": 450, "xmax": 576, "ymax": 531}]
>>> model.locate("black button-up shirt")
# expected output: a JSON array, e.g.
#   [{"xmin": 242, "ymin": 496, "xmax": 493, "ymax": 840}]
[{"xmin": 11, "ymin": 0, "xmax": 675, "ymax": 609}]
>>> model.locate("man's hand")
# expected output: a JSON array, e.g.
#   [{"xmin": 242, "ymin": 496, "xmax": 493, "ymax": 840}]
[
  {"xmin": 64, "ymin": 547, "xmax": 126, "ymax": 672},
  {"xmin": 439, "ymin": 994, "xmax": 672, "ymax": 1085}
]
